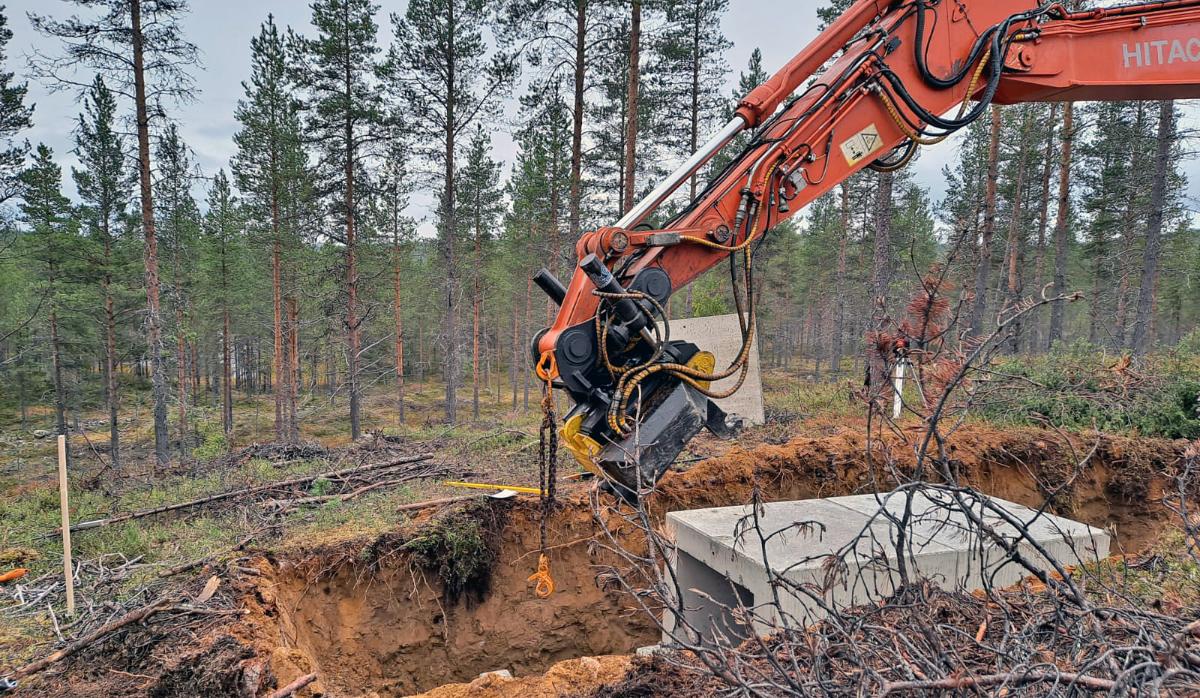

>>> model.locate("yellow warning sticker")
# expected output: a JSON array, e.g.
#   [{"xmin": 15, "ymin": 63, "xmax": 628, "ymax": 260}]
[{"xmin": 840, "ymin": 123, "xmax": 884, "ymax": 166}]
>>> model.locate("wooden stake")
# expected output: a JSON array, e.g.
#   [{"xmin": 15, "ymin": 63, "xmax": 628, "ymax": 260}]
[{"xmin": 56, "ymin": 435, "xmax": 75, "ymax": 617}]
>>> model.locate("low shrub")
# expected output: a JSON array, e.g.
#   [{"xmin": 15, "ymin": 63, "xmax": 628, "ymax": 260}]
[{"xmin": 979, "ymin": 342, "xmax": 1200, "ymax": 439}]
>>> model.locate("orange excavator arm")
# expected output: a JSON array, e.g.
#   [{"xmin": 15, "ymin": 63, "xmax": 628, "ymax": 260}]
[{"xmin": 531, "ymin": 0, "xmax": 1200, "ymax": 499}]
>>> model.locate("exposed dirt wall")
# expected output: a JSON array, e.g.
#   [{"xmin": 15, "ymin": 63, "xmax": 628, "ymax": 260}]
[{"xmin": 254, "ymin": 425, "xmax": 1188, "ymax": 696}]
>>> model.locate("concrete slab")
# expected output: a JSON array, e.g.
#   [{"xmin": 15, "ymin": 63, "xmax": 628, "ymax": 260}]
[
  {"xmin": 664, "ymin": 491, "xmax": 1110, "ymax": 641},
  {"xmin": 661, "ymin": 314, "xmax": 765, "ymax": 425}
]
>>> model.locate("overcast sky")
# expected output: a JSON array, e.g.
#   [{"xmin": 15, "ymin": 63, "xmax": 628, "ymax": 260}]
[{"xmin": 6, "ymin": 0, "xmax": 1200, "ymax": 233}]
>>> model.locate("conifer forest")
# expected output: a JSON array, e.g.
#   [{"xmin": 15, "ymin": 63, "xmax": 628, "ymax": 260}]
[{"xmin": 3, "ymin": 1, "xmax": 1200, "ymax": 696}]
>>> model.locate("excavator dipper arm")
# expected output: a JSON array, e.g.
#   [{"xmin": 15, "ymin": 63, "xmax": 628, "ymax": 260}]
[{"xmin": 531, "ymin": 0, "xmax": 1200, "ymax": 499}]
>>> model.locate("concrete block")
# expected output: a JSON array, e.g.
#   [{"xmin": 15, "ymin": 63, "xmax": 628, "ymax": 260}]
[
  {"xmin": 664, "ymin": 492, "xmax": 1110, "ymax": 642},
  {"xmin": 660, "ymin": 314, "xmax": 765, "ymax": 425}
]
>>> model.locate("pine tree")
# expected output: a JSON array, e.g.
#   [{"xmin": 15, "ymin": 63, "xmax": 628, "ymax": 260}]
[
  {"xmin": 817, "ymin": 0, "xmax": 855, "ymax": 29},
  {"xmin": 654, "ymin": 0, "xmax": 731, "ymax": 202},
  {"xmin": 20, "ymin": 145, "xmax": 78, "ymax": 462},
  {"xmin": 0, "ymin": 7, "xmax": 32, "ymax": 209},
  {"xmin": 295, "ymin": 0, "xmax": 384, "ymax": 439},
  {"xmin": 388, "ymin": 0, "xmax": 515, "ymax": 424},
  {"xmin": 587, "ymin": 15, "xmax": 665, "ymax": 221},
  {"xmin": 1132, "ymin": 101, "xmax": 1182, "ymax": 354},
  {"xmin": 709, "ymin": 48, "xmax": 768, "ymax": 175},
  {"xmin": 457, "ymin": 126, "xmax": 504, "ymax": 420},
  {"xmin": 967, "ymin": 106, "xmax": 1002, "ymax": 337},
  {"xmin": 73, "ymin": 74, "xmax": 130, "ymax": 468},
  {"xmin": 504, "ymin": 92, "xmax": 570, "ymax": 407},
  {"xmin": 234, "ymin": 14, "xmax": 305, "ymax": 443},
  {"xmin": 517, "ymin": 79, "xmax": 573, "ymax": 316},
  {"xmin": 623, "ymin": 0, "xmax": 643, "ymax": 215},
  {"xmin": 500, "ymin": 0, "xmax": 616, "ymax": 244},
  {"xmin": 200, "ymin": 170, "xmax": 241, "ymax": 437},
  {"xmin": 374, "ymin": 127, "xmax": 414, "ymax": 426},
  {"xmin": 155, "ymin": 123, "xmax": 200, "ymax": 452},
  {"xmin": 1079, "ymin": 101, "xmax": 1139, "ymax": 345},
  {"xmin": 1048, "ymin": 103, "xmax": 1075, "ymax": 348},
  {"xmin": 31, "ymin": 0, "xmax": 200, "ymax": 467}
]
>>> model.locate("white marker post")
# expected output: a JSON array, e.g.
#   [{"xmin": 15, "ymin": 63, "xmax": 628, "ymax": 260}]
[
  {"xmin": 56, "ymin": 435, "xmax": 75, "ymax": 617},
  {"xmin": 892, "ymin": 359, "xmax": 906, "ymax": 420}
]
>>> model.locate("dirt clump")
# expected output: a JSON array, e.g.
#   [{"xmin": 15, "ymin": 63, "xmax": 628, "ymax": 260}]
[{"xmin": 414, "ymin": 655, "xmax": 632, "ymax": 698}]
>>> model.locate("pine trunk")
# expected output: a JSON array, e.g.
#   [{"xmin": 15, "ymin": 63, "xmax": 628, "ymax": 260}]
[
  {"xmin": 272, "ymin": 226, "xmax": 284, "ymax": 442},
  {"xmin": 1030, "ymin": 104, "xmax": 1058, "ymax": 352},
  {"xmin": 49, "ymin": 285, "xmax": 69, "ymax": 467},
  {"xmin": 568, "ymin": 0, "xmax": 585, "ymax": 241},
  {"xmin": 102, "ymin": 233, "xmax": 121, "ymax": 469},
  {"xmin": 622, "ymin": 0, "xmax": 640, "ymax": 215},
  {"xmin": 175, "ymin": 305, "xmax": 188, "ymax": 452},
  {"xmin": 287, "ymin": 297, "xmax": 299, "ymax": 441},
  {"xmin": 523, "ymin": 276, "xmax": 532, "ymax": 410},
  {"xmin": 871, "ymin": 172, "xmax": 895, "ymax": 309},
  {"xmin": 190, "ymin": 336, "xmax": 200, "ymax": 406},
  {"xmin": 969, "ymin": 105, "xmax": 1002, "ymax": 337},
  {"xmin": 222, "ymin": 306, "xmax": 233, "ymax": 438},
  {"xmin": 832, "ymin": 182, "xmax": 850, "ymax": 373},
  {"xmin": 510, "ymin": 289, "xmax": 520, "ymax": 410},
  {"xmin": 345, "ymin": 66, "xmax": 362, "ymax": 440},
  {"xmin": 131, "ymin": 0, "xmax": 170, "ymax": 467},
  {"xmin": 472, "ymin": 217, "xmax": 482, "ymax": 421},
  {"xmin": 869, "ymin": 170, "xmax": 894, "ymax": 390},
  {"xmin": 684, "ymin": 8, "xmax": 702, "ymax": 317},
  {"xmin": 1113, "ymin": 202, "xmax": 1138, "ymax": 349},
  {"xmin": 1004, "ymin": 113, "xmax": 1031, "ymax": 354},
  {"xmin": 1132, "ymin": 100, "xmax": 1175, "ymax": 355},
  {"xmin": 1048, "ymin": 103, "xmax": 1074, "ymax": 348},
  {"xmin": 443, "ymin": 2, "xmax": 459, "ymax": 424},
  {"xmin": 394, "ymin": 231, "xmax": 406, "ymax": 426}
]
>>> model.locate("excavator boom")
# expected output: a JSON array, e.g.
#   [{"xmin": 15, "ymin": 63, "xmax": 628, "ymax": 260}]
[{"xmin": 532, "ymin": 0, "xmax": 1200, "ymax": 498}]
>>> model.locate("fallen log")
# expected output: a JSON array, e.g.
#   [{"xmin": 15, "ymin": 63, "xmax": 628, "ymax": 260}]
[{"xmin": 64, "ymin": 454, "xmax": 435, "ymax": 534}]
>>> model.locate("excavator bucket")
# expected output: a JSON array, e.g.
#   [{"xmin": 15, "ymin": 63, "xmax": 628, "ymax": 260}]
[{"xmin": 589, "ymin": 380, "xmax": 743, "ymax": 498}]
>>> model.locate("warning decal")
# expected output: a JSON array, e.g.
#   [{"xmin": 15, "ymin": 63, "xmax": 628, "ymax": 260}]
[{"xmin": 840, "ymin": 123, "xmax": 883, "ymax": 166}]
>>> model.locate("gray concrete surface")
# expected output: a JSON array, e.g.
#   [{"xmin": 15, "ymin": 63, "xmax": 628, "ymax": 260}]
[
  {"xmin": 664, "ymin": 491, "xmax": 1110, "ymax": 643},
  {"xmin": 662, "ymin": 313, "xmax": 765, "ymax": 426}
]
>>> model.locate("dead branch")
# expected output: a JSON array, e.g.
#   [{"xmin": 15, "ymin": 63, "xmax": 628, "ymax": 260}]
[
  {"xmin": 156, "ymin": 531, "xmax": 260, "ymax": 579},
  {"xmin": 880, "ymin": 670, "xmax": 1117, "ymax": 694},
  {"xmin": 395, "ymin": 496, "xmax": 475, "ymax": 513},
  {"xmin": 65, "ymin": 454, "xmax": 435, "ymax": 533},
  {"xmin": 268, "ymin": 672, "xmax": 317, "ymax": 698}
]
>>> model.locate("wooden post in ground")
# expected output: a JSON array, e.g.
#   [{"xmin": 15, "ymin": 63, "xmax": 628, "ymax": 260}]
[{"xmin": 56, "ymin": 435, "xmax": 75, "ymax": 617}]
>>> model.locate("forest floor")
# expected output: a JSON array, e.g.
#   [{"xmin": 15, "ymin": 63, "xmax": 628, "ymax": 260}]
[{"xmin": 0, "ymin": 365, "xmax": 1197, "ymax": 696}]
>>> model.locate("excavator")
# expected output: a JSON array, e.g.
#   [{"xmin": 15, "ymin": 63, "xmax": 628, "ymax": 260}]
[{"xmin": 530, "ymin": 0, "xmax": 1200, "ymax": 499}]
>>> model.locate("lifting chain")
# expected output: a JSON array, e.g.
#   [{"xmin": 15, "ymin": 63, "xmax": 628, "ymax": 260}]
[{"xmin": 528, "ymin": 351, "xmax": 559, "ymax": 599}]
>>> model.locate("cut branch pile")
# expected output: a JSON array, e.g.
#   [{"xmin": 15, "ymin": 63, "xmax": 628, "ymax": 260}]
[{"xmin": 594, "ymin": 578, "xmax": 1200, "ymax": 696}]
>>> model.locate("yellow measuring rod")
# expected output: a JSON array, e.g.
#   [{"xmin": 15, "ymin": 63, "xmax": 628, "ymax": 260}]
[{"xmin": 444, "ymin": 481, "xmax": 545, "ymax": 496}]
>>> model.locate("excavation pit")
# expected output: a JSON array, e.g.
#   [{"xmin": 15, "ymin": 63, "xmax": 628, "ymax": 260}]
[{"xmin": 243, "ymin": 425, "xmax": 1180, "ymax": 697}]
